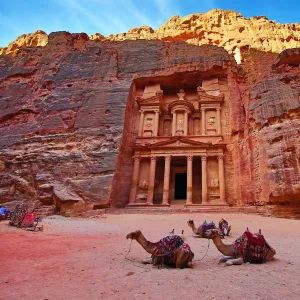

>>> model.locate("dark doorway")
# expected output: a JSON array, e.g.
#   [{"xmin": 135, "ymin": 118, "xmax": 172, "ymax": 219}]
[{"xmin": 174, "ymin": 173, "xmax": 187, "ymax": 199}]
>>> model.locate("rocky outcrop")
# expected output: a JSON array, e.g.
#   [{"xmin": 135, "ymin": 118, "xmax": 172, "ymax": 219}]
[
  {"xmin": 0, "ymin": 30, "xmax": 48, "ymax": 56},
  {"xmin": 108, "ymin": 10, "xmax": 300, "ymax": 56},
  {"xmin": 2, "ymin": 9, "xmax": 300, "ymax": 61}
]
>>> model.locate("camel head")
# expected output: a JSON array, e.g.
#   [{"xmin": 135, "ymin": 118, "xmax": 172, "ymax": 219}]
[
  {"xmin": 126, "ymin": 230, "xmax": 141, "ymax": 240},
  {"xmin": 203, "ymin": 229, "xmax": 219, "ymax": 239},
  {"xmin": 187, "ymin": 219, "xmax": 194, "ymax": 228}
]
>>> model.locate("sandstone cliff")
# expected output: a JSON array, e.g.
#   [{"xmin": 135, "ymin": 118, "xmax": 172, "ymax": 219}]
[{"xmin": 2, "ymin": 9, "xmax": 300, "ymax": 58}]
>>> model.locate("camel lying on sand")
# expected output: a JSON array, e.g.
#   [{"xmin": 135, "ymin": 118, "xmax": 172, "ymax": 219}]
[
  {"xmin": 187, "ymin": 219, "xmax": 230, "ymax": 237},
  {"xmin": 126, "ymin": 230, "xmax": 194, "ymax": 268},
  {"xmin": 203, "ymin": 229, "xmax": 276, "ymax": 266}
]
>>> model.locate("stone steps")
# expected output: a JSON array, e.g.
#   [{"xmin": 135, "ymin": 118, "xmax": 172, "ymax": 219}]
[{"xmin": 106, "ymin": 206, "xmax": 267, "ymax": 215}]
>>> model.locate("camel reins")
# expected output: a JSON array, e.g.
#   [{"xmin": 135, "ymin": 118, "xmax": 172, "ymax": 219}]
[
  {"xmin": 194, "ymin": 239, "xmax": 210, "ymax": 262},
  {"xmin": 125, "ymin": 238, "xmax": 152, "ymax": 270}
]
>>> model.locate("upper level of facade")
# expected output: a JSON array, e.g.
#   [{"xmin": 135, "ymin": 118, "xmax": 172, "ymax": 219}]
[{"xmin": 135, "ymin": 77, "xmax": 225, "ymax": 145}]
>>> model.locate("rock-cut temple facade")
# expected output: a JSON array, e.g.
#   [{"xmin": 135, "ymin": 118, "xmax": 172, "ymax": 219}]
[{"xmin": 128, "ymin": 81, "xmax": 228, "ymax": 207}]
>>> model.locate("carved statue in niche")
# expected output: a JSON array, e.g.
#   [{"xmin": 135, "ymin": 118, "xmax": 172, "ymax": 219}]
[
  {"xmin": 139, "ymin": 180, "xmax": 148, "ymax": 190},
  {"xmin": 177, "ymin": 89, "xmax": 186, "ymax": 101},
  {"xmin": 177, "ymin": 118, "xmax": 183, "ymax": 130},
  {"xmin": 209, "ymin": 178, "xmax": 219, "ymax": 188},
  {"xmin": 208, "ymin": 116, "xmax": 216, "ymax": 126},
  {"xmin": 145, "ymin": 118, "xmax": 153, "ymax": 128},
  {"xmin": 164, "ymin": 128, "xmax": 170, "ymax": 136},
  {"xmin": 195, "ymin": 126, "xmax": 200, "ymax": 135}
]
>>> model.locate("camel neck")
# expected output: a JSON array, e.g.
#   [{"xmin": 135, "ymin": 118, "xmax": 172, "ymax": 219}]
[
  {"xmin": 136, "ymin": 232, "xmax": 157, "ymax": 254},
  {"xmin": 192, "ymin": 224, "xmax": 199, "ymax": 235},
  {"xmin": 212, "ymin": 234, "xmax": 234, "ymax": 256}
]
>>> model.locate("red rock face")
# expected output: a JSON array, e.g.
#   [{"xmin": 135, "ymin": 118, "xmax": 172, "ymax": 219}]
[
  {"xmin": 0, "ymin": 13, "xmax": 299, "ymax": 214},
  {"xmin": 246, "ymin": 50, "xmax": 300, "ymax": 203}
]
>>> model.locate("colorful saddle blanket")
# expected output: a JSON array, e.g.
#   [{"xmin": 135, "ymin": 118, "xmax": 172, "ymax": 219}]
[
  {"xmin": 152, "ymin": 235, "xmax": 193, "ymax": 261},
  {"xmin": 219, "ymin": 218, "xmax": 230, "ymax": 235},
  {"xmin": 233, "ymin": 230, "xmax": 276, "ymax": 263},
  {"xmin": 198, "ymin": 221, "xmax": 216, "ymax": 235}
]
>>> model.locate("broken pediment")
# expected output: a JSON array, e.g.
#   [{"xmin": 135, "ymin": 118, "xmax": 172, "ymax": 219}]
[
  {"xmin": 136, "ymin": 93, "xmax": 163, "ymax": 108},
  {"xmin": 148, "ymin": 137, "xmax": 212, "ymax": 148},
  {"xmin": 197, "ymin": 86, "xmax": 224, "ymax": 103}
]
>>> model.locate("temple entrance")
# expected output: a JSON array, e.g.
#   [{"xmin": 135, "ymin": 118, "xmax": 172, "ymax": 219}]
[{"xmin": 174, "ymin": 173, "xmax": 187, "ymax": 199}]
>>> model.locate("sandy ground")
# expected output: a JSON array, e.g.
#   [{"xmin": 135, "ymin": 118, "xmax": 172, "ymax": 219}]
[{"xmin": 1, "ymin": 212, "xmax": 300, "ymax": 300}]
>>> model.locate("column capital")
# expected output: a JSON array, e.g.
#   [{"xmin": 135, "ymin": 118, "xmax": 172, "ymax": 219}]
[
  {"xmin": 150, "ymin": 156, "xmax": 157, "ymax": 161},
  {"xmin": 165, "ymin": 155, "xmax": 171, "ymax": 161},
  {"xmin": 139, "ymin": 110, "xmax": 145, "ymax": 114},
  {"xmin": 187, "ymin": 155, "xmax": 193, "ymax": 161},
  {"xmin": 201, "ymin": 156, "xmax": 207, "ymax": 161},
  {"xmin": 216, "ymin": 107, "xmax": 221, "ymax": 111},
  {"xmin": 133, "ymin": 156, "xmax": 140, "ymax": 162},
  {"xmin": 200, "ymin": 108, "xmax": 206, "ymax": 112},
  {"xmin": 154, "ymin": 109, "xmax": 160, "ymax": 113},
  {"xmin": 217, "ymin": 155, "xmax": 224, "ymax": 160}
]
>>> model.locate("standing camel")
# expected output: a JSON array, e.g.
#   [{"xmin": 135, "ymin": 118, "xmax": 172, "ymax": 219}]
[
  {"xmin": 126, "ymin": 230, "xmax": 194, "ymax": 268},
  {"xmin": 203, "ymin": 229, "xmax": 276, "ymax": 266}
]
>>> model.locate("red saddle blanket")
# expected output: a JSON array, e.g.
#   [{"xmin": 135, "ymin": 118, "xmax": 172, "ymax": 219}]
[
  {"xmin": 20, "ymin": 213, "xmax": 36, "ymax": 227},
  {"xmin": 233, "ymin": 230, "xmax": 276, "ymax": 263},
  {"xmin": 152, "ymin": 235, "xmax": 193, "ymax": 260}
]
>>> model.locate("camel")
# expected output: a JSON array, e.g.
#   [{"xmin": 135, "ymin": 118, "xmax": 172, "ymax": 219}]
[
  {"xmin": 187, "ymin": 219, "xmax": 203, "ymax": 236},
  {"xmin": 187, "ymin": 219, "xmax": 231, "ymax": 238},
  {"xmin": 126, "ymin": 230, "xmax": 194, "ymax": 269},
  {"xmin": 187, "ymin": 219, "xmax": 224, "ymax": 237},
  {"xmin": 203, "ymin": 229, "xmax": 276, "ymax": 266}
]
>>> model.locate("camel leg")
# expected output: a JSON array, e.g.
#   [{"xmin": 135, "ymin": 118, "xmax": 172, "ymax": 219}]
[
  {"xmin": 225, "ymin": 257, "xmax": 243, "ymax": 266},
  {"xmin": 141, "ymin": 257, "xmax": 152, "ymax": 264},
  {"xmin": 219, "ymin": 255, "xmax": 235, "ymax": 263},
  {"xmin": 175, "ymin": 251, "xmax": 190, "ymax": 269}
]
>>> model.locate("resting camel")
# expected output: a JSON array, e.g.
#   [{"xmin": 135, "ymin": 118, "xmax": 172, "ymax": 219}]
[
  {"xmin": 126, "ymin": 230, "xmax": 194, "ymax": 268},
  {"xmin": 203, "ymin": 229, "xmax": 276, "ymax": 266},
  {"xmin": 187, "ymin": 219, "xmax": 206, "ymax": 236},
  {"xmin": 187, "ymin": 219, "xmax": 231, "ymax": 238}
]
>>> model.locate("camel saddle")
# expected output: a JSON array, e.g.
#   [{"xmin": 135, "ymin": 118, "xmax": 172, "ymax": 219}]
[
  {"xmin": 198, "ymin": 220, "xmax": 217, "ymax": 234},
  {"xmin": 219, "ymin": 218, "xmax": 230, "ymax": 235},
  {"xmin": 233, "ymin": 230, "xmax": 276, "ymax": 263},
  {"xmin": 152, "ymin": 235, "xmax": 193, "ymax": 266}
]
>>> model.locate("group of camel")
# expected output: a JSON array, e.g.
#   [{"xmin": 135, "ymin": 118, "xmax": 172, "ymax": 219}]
[{"xmin": 126, "ymin": 219, "xmax": 276, "ymax": 269}]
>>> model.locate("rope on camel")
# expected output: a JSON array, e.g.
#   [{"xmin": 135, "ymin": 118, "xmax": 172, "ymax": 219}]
[
  {"xmin": 194, "ymin": 239, "xmax": 210, "ymax": 261},
  {"xmin": 125, "ymin": 239, "xmax": 152, "ymax": 270}
]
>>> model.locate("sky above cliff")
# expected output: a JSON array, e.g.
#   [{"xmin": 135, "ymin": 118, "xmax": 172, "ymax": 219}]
[{"xmin": 0, "ymin": 0, "xmax": 299, "ymax": 47}]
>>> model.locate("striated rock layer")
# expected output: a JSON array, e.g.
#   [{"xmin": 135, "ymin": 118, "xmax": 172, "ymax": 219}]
[{"xmin": 0, "ymin": 10, "xmax": 299, "ymax": 216}]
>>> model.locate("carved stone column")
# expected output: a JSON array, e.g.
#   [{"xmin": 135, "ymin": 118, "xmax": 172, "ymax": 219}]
[
  {"xmin": 154, "ymin": 110, "xmax": 160, "ymax": 136},
  {"xmin": 172, "ymin": 112, "xmax": 177, "ymax": 136},
  {"xmin": 162, "ymin": 155, "xmax": 171, "ymax": 205},
  {"xmin": 216, "ymin": 108, "xmax": 221, "ymax": 135},
  {"xmin": 201, "ymin": 156, "xmax": 208, "ymax": 204},
  {"xmin": 186, "ymin": 156, "xmax": 193, "ymax": 205},
  {"xmin": 218, "ymin": 155, "xmax": 226, "ymax": 203},
  {"xmin": 128, "ymin": 156, "xmax": 140, "ymax": 204},
  {"xmin": 184, "ymin": 111, "xmax": 188, "ymax": 136},
  {"xmin": 201, "ymin": 108, "xmax": 206, "ymax": 135},
  {"xmin": 147, "ymin": 156, "xmax": 157, "ymax": 205},
  {"xmin": 138, "ymin": 110, "xmax": 145, "ymax": 137}
]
